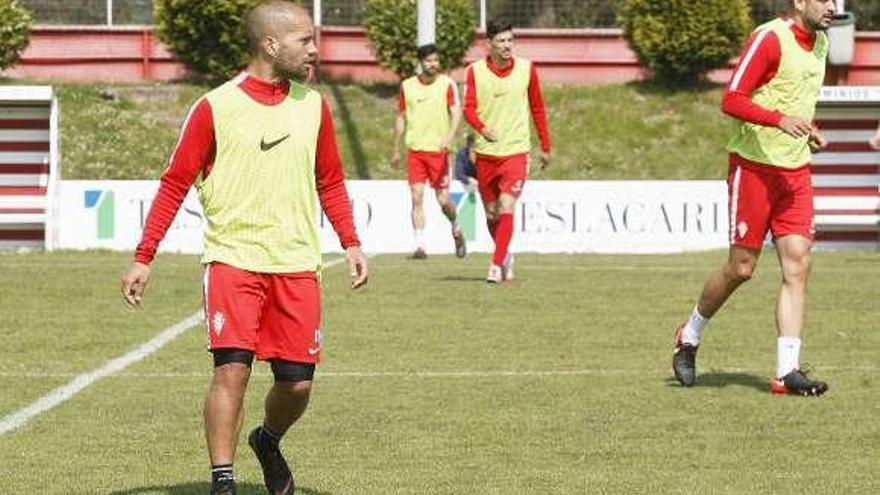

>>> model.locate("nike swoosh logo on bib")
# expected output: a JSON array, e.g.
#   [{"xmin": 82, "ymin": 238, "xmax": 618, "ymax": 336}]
[{"xmin": 260, "ymin": 134, "xmax": 291, "ymax": 151}]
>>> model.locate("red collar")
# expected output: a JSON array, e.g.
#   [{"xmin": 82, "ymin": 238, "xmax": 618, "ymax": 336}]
[
  {"xmin": 485, "ymin": 55, "xmax": 515, "ymax": 77},
  {"xmin": 238, "ymin": 73, "xmax": 290, "ymax": 105},
  {"xmin": 785, "ymin": 17, "xmax": 818, "ymax": 51}
]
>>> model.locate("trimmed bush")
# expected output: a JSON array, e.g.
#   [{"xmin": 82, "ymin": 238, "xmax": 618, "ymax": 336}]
[
  {"xmin": 620, "ymin": 0, "xmax": 752, "ymax": 85},
  {"xmin": 363, "ymin": 0, "xmax": 475, "ymax": 79},
  {"xmin": 0, "ymin": 0, "xmax": 32, "ymax": 71},
  {"xmin": 155, "ymin": 0, "xmax": 272, "ymax": 80},
  {"xmin": 850, "ymin": 0, "xmax": 880, "ymax": 30}
]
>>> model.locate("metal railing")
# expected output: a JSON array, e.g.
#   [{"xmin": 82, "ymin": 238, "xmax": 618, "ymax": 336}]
[{"xmin": 17, "ymin": 0, "xmax": 153, "ymax": 25}]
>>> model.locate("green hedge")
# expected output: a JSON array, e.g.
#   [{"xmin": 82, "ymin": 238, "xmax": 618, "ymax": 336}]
[
  {"xmin": 621, "ymin": 0, "xmax": 752, "ymax": 85},
  {"xmin": 154, "ymin": 0, "xmax": 265, "ymax": 80},
  {"xmin": 363, "ymin": 0, "xmax": 475, "ymax": 79},
  {"xmin": 0, "ymin": 0, "xmax": 32, "ymax": 71}
]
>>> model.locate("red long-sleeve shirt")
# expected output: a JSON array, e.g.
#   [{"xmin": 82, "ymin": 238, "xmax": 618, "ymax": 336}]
[
  {"xmin": 463, "ymin": 56, "xmax": 552, "ymax": 153},
  {"xmin": 135, "ymin": 74, "xmax": 359, "ymax": 265},
  {"xmin": 722, "ymin": 19, "xmax": 818, "ymax": 127}
]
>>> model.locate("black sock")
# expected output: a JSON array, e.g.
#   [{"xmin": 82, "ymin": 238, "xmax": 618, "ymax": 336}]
[
  {"xmin": 211, "ymin": 464, "xmax": 234, "ymax": 485},
  {"xmin": 259, "ymin": 425, "xmax": 282, "ymax": 446}
]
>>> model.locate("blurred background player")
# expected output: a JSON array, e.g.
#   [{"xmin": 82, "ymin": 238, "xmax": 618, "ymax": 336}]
[
  {"xmin": 463, "ymin": 18, "xmax": 551, "ymax": 284},
  {"xmin": 672, "ymin": 0, "xmax": 835, "ymax": 396},
  {"xmin": 391, "ymin": 44, "xmax": 466, "ymax": 259},
  {"xmin": 120, "ymin": 3, "xmax": 368, "ymax": 494},
  {"xmin": 870, "ymin": 121, "xmax": 880, "ymax": 149},
  {"xmin": 454, "ymin": 132, "xmax": 478, "ymax": 192}
]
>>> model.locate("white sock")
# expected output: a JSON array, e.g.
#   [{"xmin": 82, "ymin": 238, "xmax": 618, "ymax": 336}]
[
  {"xmin": 776, "ymin": 337, "xmax": 801, "ymax": 379},
  {"xmin": 414, "ymin": 229, "xmax": 425, "ymax": 250},
  {"xmin": 682, "ymin": 305, "xmax": 708, "ymax": 346}
]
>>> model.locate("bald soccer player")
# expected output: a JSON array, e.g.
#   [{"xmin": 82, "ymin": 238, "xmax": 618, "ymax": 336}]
[{"xmin": 120, "ymin": 2, "xmax": 368, "ymax": 494}]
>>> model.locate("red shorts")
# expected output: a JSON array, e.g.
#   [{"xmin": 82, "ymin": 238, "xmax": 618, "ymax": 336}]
[
  {"xmin": 407, "ymin": 150, "xmax": 449, "ymax": 189},
  {"xmin": 203, "ymin": 262, "xmax": 323, "ymax": 363},
  {"xmin": 475, "ymin": 153, "xmax": 529, "ymax": 204},
  {"xmin": 728, "ymin": 160, "xmax": 814, "ymax": 250}
]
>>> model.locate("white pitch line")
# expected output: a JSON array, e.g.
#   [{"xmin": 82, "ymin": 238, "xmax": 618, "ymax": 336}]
[
  {"xmin": 0, "ymin": 312, "xmax": 203, "ymax": 436},
  {"xmin": 0, "ymin": 365, "xmax": 876, "ymax": 380},
  {"xmin": 0, "ymin": 256, "xmax": 350, "ymax": 436}
]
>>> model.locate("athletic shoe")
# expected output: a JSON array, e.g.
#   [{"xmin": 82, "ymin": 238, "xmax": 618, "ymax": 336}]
[
  {"xmin": 453, "ymin": 228, "xmax": 467, "ymax": 258},
  {"xmin": 411, "ymin": 248, "xmax": 427, "ymax": 260},
  {"xmin": 248, "ymin": 427, "xmax": 294, "ymax": 495},
  {"xmin": 210, "ymin": 480, "xmax": 237, "ymax": 495},
  {"xmin": 486, "ymin": 264, "xmax": 503, "ymax": 284},
  {"xmin": 672, "ymin": 323, "xmax": 698, "ymax": 387},
  {"xmin": 502, "ymin": 253, "xmax": 515, "ymax": 281},
  {"xmin": 770, "ymin": 368, "xmax": 828, "ymax": 396}
]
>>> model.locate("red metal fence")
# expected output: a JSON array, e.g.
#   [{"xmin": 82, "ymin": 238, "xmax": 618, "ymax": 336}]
[{"xmin": 3, "ymin": 25, "xmax": 880, "ymax": 85}]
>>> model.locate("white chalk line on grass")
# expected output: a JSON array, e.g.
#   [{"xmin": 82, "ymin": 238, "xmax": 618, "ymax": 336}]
[
  {"xmin": 0, "ymin": 312, "xmax": 203, "ymax": 436},
  {"xmin": 1, "ymin": 365, "xmax": 876, "ymax": 380},
  {"xmin": 0, "ymin": 256, "xmax": 350, "ymax": 436}
]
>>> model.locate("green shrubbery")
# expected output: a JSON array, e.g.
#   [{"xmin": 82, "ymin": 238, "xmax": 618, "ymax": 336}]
[
  {"xmin": 154, "ymin": 0, "xmax": 268, "ymax": 80},
  {"xmin": 620, "ymin": 0, "xmax": 752, "ymax": 85},
  {"xmin": 0, "ymin": 0, "xmax": 32, "ymax": 71},
  {"xmin": 849, "ymin": 0, "xmax": 880, "ymax": 30},
  {"xmin": 363, "ymin": 0, "xmax": 475, "ymax": 79}
]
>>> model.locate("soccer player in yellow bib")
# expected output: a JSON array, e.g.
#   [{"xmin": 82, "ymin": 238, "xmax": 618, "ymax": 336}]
[
  {"xmin": 463, "ymin": 18, "xmax": 552, "ymax": 283},
  {"xmin": 672, "ymin": 0, "xmax": 836, "ymax": 396},
  {"xmin": 391, "ymin": 44, "xmax": 466, "ymax": 259},
  {"xmin": 120, "ymin": 2, "xmax": 368, "ymax": 494}
]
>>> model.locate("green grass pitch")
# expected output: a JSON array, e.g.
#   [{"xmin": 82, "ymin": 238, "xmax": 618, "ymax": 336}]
[{"xmin": 0, "ymin": 250, "xmax": 877, "ymax": 494}]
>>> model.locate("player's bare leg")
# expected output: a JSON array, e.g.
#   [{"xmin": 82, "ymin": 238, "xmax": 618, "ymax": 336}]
[
  {"xmin": 483, "ymin": 199, "xmax": 499, "ymax": 238},
  {"xmin": 697, "ymin": 245, "xmax": 761, "ymax": 318},
  {"xmin": 484, "ymin": 193, "xmax": 516, "ymax": 284},
  {"xmin": 204, "ymin": 363, "xmax": 252, "ymax": 467},
  {"xmin": 770, "ymin": 234, "xmax": 826, "ymax": 395},
  {"xmin": 409, "ymin": 182, "xmax": 427, "ymax": 259},
  {"xmin": 774, "ymin": 234, "xmax": 811, "ymax": 339},
  {"xmin": 262, "ymin": 380, "xmax": 312, "ymax": 437},
  {"xmin": 435, "ymin": 188, "xmax": 466, "ymax": 258},
  {"xmin": 673, "ymin": 246, "xmax": 760, "ymax": 386},
  {"xmin": 495, "ymin": 193, "xmax": 517, "ymax": 280},
  {"xmin": 482, "ymin": 199, "xmax": 503, "ymax": 283}
]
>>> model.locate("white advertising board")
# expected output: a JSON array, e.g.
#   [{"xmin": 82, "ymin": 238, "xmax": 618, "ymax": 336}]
[{"xmin": 56, "ymin": 180, "xmax": 729, "ymax": 254}]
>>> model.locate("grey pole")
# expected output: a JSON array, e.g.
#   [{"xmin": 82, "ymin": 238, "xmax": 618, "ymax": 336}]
[
  {"xmin": 417, "ymin": 0, "xmax": 436, "ymax": 46},
  {"xmin": 313, "ymin": 0, "xmax": 322, "ymax": 27},
  {"xmin": 480, "ymin": 0, "xmax": 486, "ymax": 32},
  {"xmin": 107, "ymin": 0, "xmax": 113, "ymax": 26}
]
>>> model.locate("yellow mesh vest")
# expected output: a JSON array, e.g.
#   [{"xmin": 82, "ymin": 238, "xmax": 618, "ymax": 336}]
[
  {"xmin": 471, "ymin": 56, "xmax": 532, "ymax": 157},
  {"xmin": 727, "ymin": 19, "xmax": 828, "ymax": 168},
  {"xmin": 402, "ymin": 74, "xmax": 454, "ymax": 152},
  {"xmin": 198, "ymin": 79, "xmax": 323, "ymax": 273}
]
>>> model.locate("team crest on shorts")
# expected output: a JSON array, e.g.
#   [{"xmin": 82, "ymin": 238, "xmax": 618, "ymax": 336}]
[
  {"xmin": 308, "ymin": 329, "xmax": 323, "ymax": 355},
  {"xmin": 737, "ymin": 221, "xmax": 749, "ymax": 239},
  {"xmin": 512, "ymin": 179, "xmax": 524, "ymax": 193},
  {"xmin": 211, "ymin": 311, "xmax": 226, "ymax": 336}
]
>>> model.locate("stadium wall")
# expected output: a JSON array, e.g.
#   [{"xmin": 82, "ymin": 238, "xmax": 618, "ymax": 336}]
[{"xmin": 3, "ymin": 26, "xmax": 880, "ymax": 85}]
